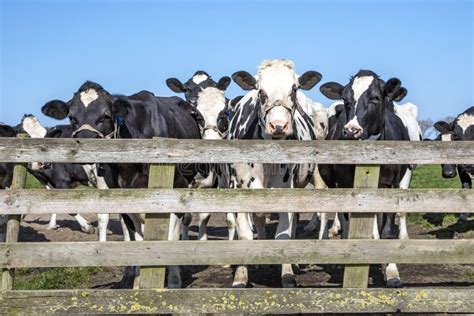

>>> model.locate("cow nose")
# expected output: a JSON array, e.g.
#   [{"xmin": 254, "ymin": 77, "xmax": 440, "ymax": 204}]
[
  {"xmin": 269, "ymin": 121, "xmax": 289, "ymax": 135},
  {"xmin": 343, "ymin": 126, "xmax": 363, "ymax": 139}
]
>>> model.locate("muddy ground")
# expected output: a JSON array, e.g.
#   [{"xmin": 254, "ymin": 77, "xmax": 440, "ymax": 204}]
[{"xmin": 16, "ymin": 212, "xmax": 474, "ymax": 289}]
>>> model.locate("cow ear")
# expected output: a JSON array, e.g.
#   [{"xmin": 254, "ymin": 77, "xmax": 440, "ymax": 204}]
[
  {"xmin": 112, "ymin": 98, "xmax": 131, "ymax": 118},
  {"xmin": 216, "ymin": 76, "xmax": 231, "ymax": 91},
  {"xmin": 392, "ymin": 87, "xmax": 407, "ymax": 102},
  {"xmin": 298, "ymin": 71, "xmax": 322, "ymax": 90},
  {"xmin": 320, "ymin": 82, "xmax": 344, "ymax": 100},
  {"xmin": 384, "ymin": 78, "xmax": 402, "ymax": 99},
  {"xmin": 42, "ymin": 100, "xmax": 69, "ymax": 120},
  {"xmin": 434, "ymin": 121, "xmax": 452, "ymax": 134},
  {"xmin": 232, "ymin": 71, "xmax": 257, "ymax": 90},
  {"xmin": 0, "ymin": 124, "xmax": 16, "ymax": 137},
  {"xmin": 166, "ymin": 78, "xmax": 186, "ymax": 93}
]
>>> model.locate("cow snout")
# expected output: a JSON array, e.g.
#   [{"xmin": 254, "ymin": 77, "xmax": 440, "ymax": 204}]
[
  {"xmin": 343, "ymin": 126, "xmax": 363, "ymax": 139},
  {"xmin": 74, "ymin": 130, "xmax": 102, "ymax": 138},
  {"xmin": 269, "ymin": 120, "xmax": 289, "ymax": 136}
]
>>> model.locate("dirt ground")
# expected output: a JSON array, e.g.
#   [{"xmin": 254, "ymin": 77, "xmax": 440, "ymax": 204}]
[{"xmin": 17, "ymin": 212, "xmax": 474, "ymax": 289}]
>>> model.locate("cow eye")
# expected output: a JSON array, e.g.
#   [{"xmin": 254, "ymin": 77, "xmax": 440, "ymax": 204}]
[
  {"xmin": 292, "ymin": 84, "xmax": 297, "ymax": 92},
  {"xmin": 97, "ymin": 115, "xmax": 111, "ymax": 124},
  {"xmin": 69, "ymin": 117, "xmax": 78, "ymax": 126},
  {"xmin": 259, "ymin": 90, "xmax": 267, "ymax": 103}
]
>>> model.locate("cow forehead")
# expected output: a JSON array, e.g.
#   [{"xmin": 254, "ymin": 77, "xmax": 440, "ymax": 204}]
[
  {"xmin": 79, "ymin": 89, "xmax": 99, "ymax": 108},
  {"xmin": 258, "ymin": 66, "xmax": 297, "ymax": 96},
  {"xmin": 192, "ymin": 74, "xmax": 209, "ymax": 84},
  {"xmin": 197, "ymin": 87, "xmax": 226, "ymax": 116},
  {"xmin": 351, "ymin": 76, "xmax": 375, "ymax": 102},
  {"xmin": 456, "ymin": 113, "xmax": 474, "ymax": 133}
]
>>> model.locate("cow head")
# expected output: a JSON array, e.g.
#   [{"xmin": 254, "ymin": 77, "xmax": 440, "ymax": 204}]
[
  {"xmin": 232, "ymin": 59, "xmax": 321, "ymax": 139},
  {"xmin": 42, "ymin": 81, "xmax": 117, "ymax": 139},
  {"xmin": 21, "ymin": 114, "xmax": 47, "ymax": 138},
  {"xmin": 0, "ymin": 124, "xmax": 16, "ymax": 138},
  {"xmin": 434, "ymin": 106, "xmax": 474, "ymax": 178},
  {"xmin": 196, "ymin": 86, "xmax": 231, "ymax": 140},
  {"xmin": 320, "ymin": 70, "xmax": 406, "ymax": 140},
  {"xmin": 166, "ymin": 71, "xmax": 231, "ymax": 106}
]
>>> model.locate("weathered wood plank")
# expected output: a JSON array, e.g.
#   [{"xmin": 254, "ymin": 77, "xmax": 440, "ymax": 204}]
[
  {"xmin": 1, "ymin": 188, "xmax": 472, "ymax": 215},
  {"xmin": 139, "ymin": 163, "xmax": 175, "ymax": 289},
  {"xmin": 1, "ymin": 288, "xmax": 472, "ymax": 314},
  {"xmin": 0, "ymin": 138, "xmax": 473, "ymax": 164},
  {"xmin": 1, "ymin": 137, "xmax": 28, "ymax": 291},
  {"xmin": 343, "ymin": 165, "xmax": 380, "ymax": 288},
  {"xmin": 0, "ymin": 240, "xmax": 472, "ymax": 268}
]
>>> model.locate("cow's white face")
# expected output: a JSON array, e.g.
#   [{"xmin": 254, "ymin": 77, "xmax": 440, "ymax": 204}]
[
  {"xmin": 257, "ymin": 61, "xmax": 299, "ymax": 139},
  {"xmin": 22, "ymin": 115, "xmax": 47, "ymax": 138},
  {"xmin": 196, "ymin": 87, "xmax": 227, "ymax": 140}
]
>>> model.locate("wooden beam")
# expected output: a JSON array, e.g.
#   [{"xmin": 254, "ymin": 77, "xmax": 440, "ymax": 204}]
[
  {"xmin": 1, "ymin": 135, "xmax": 28, "ymax": 291},
  {"xmin": 1, "ymin": 188, "xmax": 472, "ymax": 215},
  {"xmin": 1, "ymin": 288, "xmax": 472, "ymax": 314},
  {"xmin": 0, "ymin": 138, "xmax": 473, "ymax": 164},
  {"xmin": 0, "ymin": 240, "xmax": 472, "ymax": 268},
  {"xmin": 138, "ymin": 163, "xmax": 175, "ymax": 289},
  {"xmin": 343, "ymin": 165, "xmax": 380, "ymax": 288}
]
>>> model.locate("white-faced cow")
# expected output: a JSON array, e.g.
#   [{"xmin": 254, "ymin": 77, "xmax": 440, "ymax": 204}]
[
  {"xmin": 434, "ymin": 106, "xmax": 474, "ymax": 222},
  {"xmin": 41, "ymin": 81, "xmax": 202, "ymax": 288},
  {"xmin": 319, "ymin": 69, "xmax": 421, "ymax": 288},
  {"xmin": 166, "ymin": 71, "xmax": 237, "ymax": 241},
  {"xmin": 228, "ymin": 59, "xmax": 324, "ymax": 288}
]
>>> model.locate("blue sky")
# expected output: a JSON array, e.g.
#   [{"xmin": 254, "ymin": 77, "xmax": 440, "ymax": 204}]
[{"xmin": 1, "ymin": 0, "xmax": 473, "ymax": 127}]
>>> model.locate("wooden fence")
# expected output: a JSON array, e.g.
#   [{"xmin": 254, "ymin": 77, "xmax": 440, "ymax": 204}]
[{"xmin": 0, "ymin": 137, "xmax": 473, "ymax": 314}]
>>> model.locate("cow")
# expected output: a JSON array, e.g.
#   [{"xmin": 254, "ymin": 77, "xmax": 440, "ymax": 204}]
[
  {"xmin": 434, "ymin": 106, "xmax": 474, "ymax": 222},
  {"xmin": 166, "ymin": 72, "xmax": 237, "ymax": 241},
  {"xmin": 20, "ymin": 114, "xmax": 131, "ymax": 241},
  {"xmin": 227, "ymin": 59, "xmax": 323, "ymax": 288},
  {"xmin": 318, "ymin": 69, "xmax": 421, "ymax": 288},
  {"xmin": 41, "ymin": 81, "xmax": 202, "ymax": 288}
]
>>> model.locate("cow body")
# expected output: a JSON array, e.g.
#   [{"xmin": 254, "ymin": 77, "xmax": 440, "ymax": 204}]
[
  {"xmin": 228, "ymin": 59, "xmax": 323, "ymax": 288},
  {"xmin": 42, "ymin": 81, "xmax": 202, "ymax": 288},
  {"xmin": 434, "ymin": 106, "xmax": 474, "ymax": 222},
  {"xmin": 319, "ymin": 70, "xmax": 419, "ymax": 287}
]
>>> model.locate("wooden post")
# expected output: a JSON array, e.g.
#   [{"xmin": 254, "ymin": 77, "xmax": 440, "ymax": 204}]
[
  {"xmin": 138, "ymin": 161, "xmax": 175, "ymax": 289},
  {"xmin": 343, "ymin": 165, "xmax": 380, "ymax": 288},
  {"xmin": 1, "ymin": 135, "xmax": 28, "ymax": 290}
]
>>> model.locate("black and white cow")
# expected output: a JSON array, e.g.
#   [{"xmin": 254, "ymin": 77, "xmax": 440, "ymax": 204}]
[
  {"xmin": 41, "ymin": 81, "xmax": 202, "ymax": 288},
  {"xmin": 434, "ymin": 106, "xmax": 474, "ymax": 222},
  {"xmin": 228, "ymin": 59, "xmax": 323, "ymax": 288},
  {"xmin": 318, "ymin": 69, "xmax": 421, "ymax": 288},
  {"xmin": 20, "ymin": 114, "xmax": 132, "ymax": 241},
  {"xmin": 166, "ymin": 72, "xmax": 237, "ymax": 241}
]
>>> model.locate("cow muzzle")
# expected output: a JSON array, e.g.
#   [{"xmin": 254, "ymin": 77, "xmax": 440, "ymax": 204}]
[{"xmin": 343, "ymin": 126, "xmax": 363, "ymax": 139}]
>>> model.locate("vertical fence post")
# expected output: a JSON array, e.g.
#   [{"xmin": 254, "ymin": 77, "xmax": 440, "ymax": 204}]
[
  {"xmin": 138, "ymin": 158, "xmax": 175, "ymax": 289},
  {"xmin": 1, "ymin": 134, "xmax": 28, "ymax": 290},
  {"xmin": 342, "ymin": 165, "xmax": 380, "ymax": 288}
]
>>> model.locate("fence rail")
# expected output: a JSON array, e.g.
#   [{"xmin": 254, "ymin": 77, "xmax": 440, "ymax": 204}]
[
  {"xmin": 1, "ymin": 138, "xmax": 473, "ymax": 164},
  {"xmin": 1, "ymin": 188, "xmax": 472, "ymax": 215},
  {"xmin": 1, "ymin": 138, "xmax": 473, "ymax": 314}
]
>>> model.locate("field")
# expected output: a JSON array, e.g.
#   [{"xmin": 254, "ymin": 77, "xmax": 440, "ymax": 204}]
[{"xmin": 13, "ymin": 165, "xmax": 474, "ymax": 290}]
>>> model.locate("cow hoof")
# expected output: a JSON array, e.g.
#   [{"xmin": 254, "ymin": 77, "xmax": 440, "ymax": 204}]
[
  {"xmin": 281, "ymin": 274, "xmax": 297, "ymax": 288},
  {"xmin": 387, "ymin": 277, "xmax": 403, "ymax": 288},
  {"xmin": 232, "ymin": 283, "xmax": 247, "ymax": 288},
  {"xmin": 82, "ymin": 226, "xmax": 98, "ymax": 234},
  {"xmin": 381, "ymin": 229, "xmax": 398, "ymax": 239},
  {"xmin": 46, "ymin": 225, "xmax": 59, "ymax": 230}
]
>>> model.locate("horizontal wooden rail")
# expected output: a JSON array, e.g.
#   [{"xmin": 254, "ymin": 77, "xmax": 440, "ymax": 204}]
[
  {"xmin": 1, "ymin": 240, "xmax": 472, "ymax": 268},
  {"xmin": 1, "ymin": 188, "xmax": 472, "ymax": 215},
  {"xmin": 1, "ymin": 288, "xmax": 472, "ymax": 314},
  {"xmin": 0, "ymin": 138, "xmax": 473, "ymax": 164}
]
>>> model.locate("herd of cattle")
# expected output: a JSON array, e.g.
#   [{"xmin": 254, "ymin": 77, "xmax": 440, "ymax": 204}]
[{"xmin": 0, "ymin": 59, "xmax": 473, "ymax": 289}]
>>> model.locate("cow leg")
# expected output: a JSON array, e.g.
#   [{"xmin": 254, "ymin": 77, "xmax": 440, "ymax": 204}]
[
  {"xmin": 198, "ymin": 213, "xmax": 211, "ymax": 240},
  {"xmin": 398, "ymin": 168, "xmax": 412, "ymax": 240},
  {"xmin": 381, "ymin": 213, "xmax": 397, "ymax": 239},
  {"xmin": 328, "ymin": 213, "xmax": 341, "ymax": 237},
  {"xmin": 385, "ymin": 263, "xmax": 402, "ymax": 288},
  {"xmin": 232, "ymin": 212, "xmax": 253, "ymax": 288},
  {"xmin": 226, "ymin": 213, "xmax": 236, "ymax": 240},
  {"xmin": 339, "ymin": 213, "xmax": 349, "ymax": 239},
  {"xmin": 372, "ymin": 215, "xmax": 380, "ymax": 239},
  {"xmin": 303, "ymin": 212, "xmax": 320, "ymax": 235},
  {"xmin": 47, "ymin": 213, "xmax": 59, "ymax": 230},
  {"xmin": 167, "ymin": 213, "xmax": 182, "ymax": 288},
  {"xmin": 318, "ymin": 213, "xmax": 329, "ymax": 240},
  {"xmin": 120, "ymin": 215, "xmax": 131, "ymax": 241},
  {"xmin": 73, "ymin": 214, "xmax": 96, "ymax": 234},
  {"xmin": 458, "ymin": 167, "xmax": 472, "ymax": 222},
  {"xmin": 181, "ymin": 213, "xmax": 192, "ymax": 240},
  {"xmin": 0, "ymin": 215, "xmax": 7, "ymax": 242},
  {"xmin": 97, "ymin": 213, "xmax": 109, "ymax": 242},
  {"xmin": 253, "ymin": 213, "xmax": 266, "ymax": 240},
  {"xmin": 276, "ymin": 212, "xmax": 296, "ymax": 288}
]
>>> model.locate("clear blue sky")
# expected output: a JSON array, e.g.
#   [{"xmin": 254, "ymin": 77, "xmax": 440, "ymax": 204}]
[{"xmin": 1, "ymin": 0, "xmax": 473, "ymax": 127}]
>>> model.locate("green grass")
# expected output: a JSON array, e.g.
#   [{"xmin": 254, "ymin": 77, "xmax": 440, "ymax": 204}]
[
  {"xmin": 14, "ymin": 267, "xmax": 105, "ymax": 290},
  {"xmin": 25, "ymin": 172, "xmax": 45, "ymax": 189}
]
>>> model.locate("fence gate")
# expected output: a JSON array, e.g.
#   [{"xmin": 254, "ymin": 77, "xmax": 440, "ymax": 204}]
[{"xmin": 0, "ymin": 137, "xmax": 473, "ymax": 314}]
